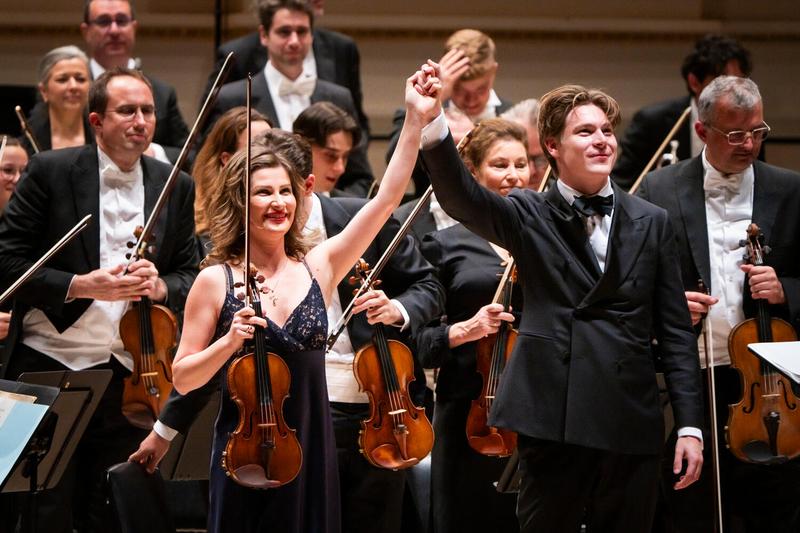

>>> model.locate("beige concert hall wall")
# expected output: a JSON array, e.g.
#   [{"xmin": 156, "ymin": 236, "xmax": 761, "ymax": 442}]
[{"xmin": 1, "ymin": 0, "xmax": 799, "ymax": 173}]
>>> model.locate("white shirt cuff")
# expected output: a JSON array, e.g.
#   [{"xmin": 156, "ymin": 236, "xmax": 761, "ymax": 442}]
[
  {"xmin": 390, "ymin": 299, "xmax": 411, "ymax": 332},
  {"xmin": 677, "ymin": 426, "xmax": 703, "ymax": 447},
  {"xmin": 153, "ymin": 420, "xmax": 179, "ymax": 441},
  {"xmin": 420, "ymin": 110, "xmax": 448, "ymax": 150}
]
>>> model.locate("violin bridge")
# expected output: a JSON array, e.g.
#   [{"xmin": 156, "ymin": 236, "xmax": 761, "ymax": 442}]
[
  {"xmin": 257, "ymin": 422, "xmax": 277, "ymax": 428},
  {"xmin": 140, "ymin": 372, "xmax": 159, "ymax": 378},
  {"xmin": 388, "ymin": 408, "xmax": 407, "ymax": 415}
]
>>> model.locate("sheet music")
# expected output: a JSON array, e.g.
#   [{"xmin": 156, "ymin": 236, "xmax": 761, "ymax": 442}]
[
  {"xmin": 748, "ymin": 341, "xmax": 800, "ymax": 384},
  {"xmin": 0, "ymin": 397, "xmax": 49, "ymax": 485}
]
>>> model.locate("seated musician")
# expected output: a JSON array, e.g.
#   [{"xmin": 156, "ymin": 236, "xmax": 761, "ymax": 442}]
[
  {"xmin": 501, "ymin": 98, "xmax": 549, "ymax": 191},
  {"xmin": 638, "ymin": 75, "xmax": 800, "ymax": 533},
  {"xmin": 0, "ymin": 67, "xmax": 197, "ymax": 533}
]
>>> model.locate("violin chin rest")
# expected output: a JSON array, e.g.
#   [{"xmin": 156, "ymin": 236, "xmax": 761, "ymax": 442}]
[
  {"xmin": 369, "ymin": 444, "xmax": 419, "ymax": 471},
  {"xmin": 467, "ymin": 434, "xmax": 512, "ymax": 457},
  {"xmin": 741, "ymin": 440, "xmax": 788, "ymax": 465},
  {"xmin": 233, "ymin": 464, "xmax": 283, "ymax": 489}
]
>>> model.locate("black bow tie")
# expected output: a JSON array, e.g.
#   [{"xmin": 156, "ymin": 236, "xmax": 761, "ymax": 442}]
[{"xmin": 572, "ymin": 194, "xmax": 614, "ymax": 218}]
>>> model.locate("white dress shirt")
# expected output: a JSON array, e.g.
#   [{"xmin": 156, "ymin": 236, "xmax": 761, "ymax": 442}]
[
  {"xmin": 447, "ymin": 89, "xmax": 503, "ymax": 123},
  {"xmin": 22, "ymin": 147, "xmax": 144, "ymax": 371},
  {"xmin": 699, "ymin": 149, "xmax": 753, "ymax": 367},
  {"xmin": 264, "ymin": 61, "xmax": 316, "ymax": 130},
  {"xmin": 304, "ymin": 194, "xmax": 410, "ymax": 403}
]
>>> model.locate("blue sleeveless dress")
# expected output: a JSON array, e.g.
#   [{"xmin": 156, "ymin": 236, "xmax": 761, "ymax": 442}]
[{"xmin": 207, "ymin": 263, "xmax": 340, "ymax": 533}]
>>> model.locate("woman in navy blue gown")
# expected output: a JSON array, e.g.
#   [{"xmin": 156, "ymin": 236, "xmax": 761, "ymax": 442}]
[{"xmin": 171, "ymin": 67, "xmax": 439, "ymax": 533}]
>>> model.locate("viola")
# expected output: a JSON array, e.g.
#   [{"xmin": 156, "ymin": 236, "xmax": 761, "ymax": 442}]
[
  {"xmin": 726, "ymin": 223, "xmax": 800, "ymax": 464},
  {"xmin": 222, "ymin": 271, "xmax": 302, "ymax": 488},
  {"xmin": 352, "ymin": 259, "xmax": 434, "ymax": 470},
  {"xmin": 466, "ymin": 259, "xmax": 518, "ymax": 457}
]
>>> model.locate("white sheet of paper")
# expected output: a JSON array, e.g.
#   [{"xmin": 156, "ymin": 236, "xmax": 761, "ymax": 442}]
[{"xmin": 747, "ymin": 341, "xmax": 800, "ymax": 383}]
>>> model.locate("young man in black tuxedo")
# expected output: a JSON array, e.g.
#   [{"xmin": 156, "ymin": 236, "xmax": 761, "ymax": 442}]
[
  {"xmin": 638, "ymin": 75, "xmax": 800, "ymax": 532},
  {"xmin": 410, "ymin": 63, "xmax": 704, "ymax": 532}
]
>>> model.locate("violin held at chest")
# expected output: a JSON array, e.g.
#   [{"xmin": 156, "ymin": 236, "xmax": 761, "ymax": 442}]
[
  {"xmin": 351, "ymin": 259, "xmax": 434, "ymax": 470},
  {"xmin": 726, "ymin": 223, "xmax": 800, "ymax": 464}
]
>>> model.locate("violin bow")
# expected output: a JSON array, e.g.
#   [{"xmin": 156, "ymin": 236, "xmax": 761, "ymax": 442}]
[
  {"xmin": 628, "ymin": 105, "xmax": 691, "ymax": 195},
  {"xmin": 698, "ymin": 278, "xmax": 724, "ymax": 533},
  {"xmin": 243, "ymin": 73, "xmax": 254, "ymax": 305},
  {"xmin": 126, "ymin": 52, "xmax": 235, "ymax": 270},
  {"xmin": 0, "ymin": 214, "xmax": 92, "ymax": 307},
  {"xmin": 15, "ymin": 106, "xmax": 41, "ymax": 155},
  {"xmin": 326, "ymin": 185, "xmax": 433, "ymax": 351}
]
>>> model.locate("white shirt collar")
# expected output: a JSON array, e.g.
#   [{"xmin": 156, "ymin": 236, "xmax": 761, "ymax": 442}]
[
  {"xmin": 97, "ymin": 146, "xmax": 142, "ymax": 187},
  {"xmin": 447, "ymin": 89, "xmax": 503, "ymax": 122},
  {"xmin": 90, "ymin": 57, "xmax": 137, "ymax": 79},
  {"xmin": 556, "ymin": 177, "xmax": 614, "ymax": 207}
]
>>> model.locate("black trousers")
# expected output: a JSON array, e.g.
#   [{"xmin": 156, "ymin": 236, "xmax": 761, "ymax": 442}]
[
  {"xmin": 330, "ymin": 402, "xmax": 406, "ymax": 533},
  {"xmin": 656, "ymin": 366, "xmax": 800, "ymax": 533},
  {"xmin": 2, "ymin": 343, "xmax": 149, "ymax": 533},
  {"xmin": 517, "ymin": 435, "xmax": 661, "ymax": 533}
]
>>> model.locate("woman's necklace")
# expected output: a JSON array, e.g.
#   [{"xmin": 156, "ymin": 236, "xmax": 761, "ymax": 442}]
[{"xmin": 256, "ymin": 258, "xmax": 290, "ymax": 307}]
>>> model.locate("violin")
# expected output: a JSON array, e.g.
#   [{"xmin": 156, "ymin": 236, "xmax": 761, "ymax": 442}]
[
  {"xmin": 222, "ymin": 269, "xmax": 302, "ymax": 488},
  {"xmin": 726, "ymin": 223, "xmax": 800, "ymax": 464},
  {"xmin": 352, "ymin": 259, "xmax": 434, "ymax": 470},
  {"xmin": 221, "ymin": 74, "xmax": 302, "ymax": 488},
  {"xmin": 466, "ymin": 258, "xmax": 518, "ymax": 457},
  {"xmin": 120, "ymin": 227, "xmax": 178, "ymax": 429},
  {"xmin": 119, "ymin": 52, "xmax": 235, "ymax": 429}
]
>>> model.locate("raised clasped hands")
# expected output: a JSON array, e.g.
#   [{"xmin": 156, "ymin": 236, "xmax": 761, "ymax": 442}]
[
  {"xmin": 405, "ymin": 61, "xmax": 443, "ymax": 125},
  {"xmin": 352, "ymin": 289, "xmax": 403, "ymax": 326},
  {"xmin": 67, "ymin": 259, "xmax": 166, "ymax": 302}
]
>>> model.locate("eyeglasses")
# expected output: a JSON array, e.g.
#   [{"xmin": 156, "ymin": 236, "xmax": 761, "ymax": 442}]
[
  {"xmin": 88, "ymin": 15, "xmax": 133, "ymax": 29},
  {"xmin": 108, "ymin": 104, "xmax": 155, "ymax": 120},
  {"xmin": 705, "ymin": 123, "xmax": 770, "ymax": 145}
]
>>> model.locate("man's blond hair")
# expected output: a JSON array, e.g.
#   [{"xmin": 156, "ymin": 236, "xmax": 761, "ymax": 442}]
[{"xmin": 445, "ymin": 29, "xmax": 496, "ymax": 80}]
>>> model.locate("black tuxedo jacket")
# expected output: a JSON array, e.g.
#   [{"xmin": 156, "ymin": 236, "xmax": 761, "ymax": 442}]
[
  {"xmin": 22, "ymin": 101, "xmax": 94, "ymax": 156},
  {"xmin": 386, "ymin": 98, "xmax": 514, "ymax": 198},
  {"xmin": 201, "ymin": 29, "xmax": 368, "ymax": 135},
  {"xmin": 638, "ymin": 157, "xmax": 800, "ymax": 329},
  {"xmin": 205, "ymin": 72, "xmax": 373, "ymax": 197},
  {"xmin": 157, "ymin": 194, "xmax": 443, "ymax": 433},
  {"xmin": 421, "ymin": 134, "xmax": 703, "ymax": 455},
  {"xmin": 0, "ymin": 144, "xmax": 198, "ymax": 378}
]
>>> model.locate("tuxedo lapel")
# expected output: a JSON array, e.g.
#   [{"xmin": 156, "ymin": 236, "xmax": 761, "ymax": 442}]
[
  {"xmin": 252, "ymin": 74, "xmax": 279, "ymax": 126},
  {"xmin": 543, "ymin": 186, "xmax": 601, "ymax": 285},
  {"xmin": 72, "ymin": 146, "xmax": 101, "ymax": 270},
  {"xmin": 752, "ymin": 161, "xmax": 780, "ymax": 245},
  {"xmin": 142, "ymin": 157, "xmax": 168, "ymax": 258},
  {"xmin": 677, "ymin": 158, "xmax": 711, "ymax": 288}
]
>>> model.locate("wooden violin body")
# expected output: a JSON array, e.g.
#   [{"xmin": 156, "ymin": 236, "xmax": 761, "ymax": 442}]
[
  {"xmin": 725, "ymin": 223, "xmax": 800, "ymax": 464},
  {"xmin": 727, "ymin": 317, "xmax": 799, "ymax": 464},
  {"xmin": 223, "ymin": 349, "xmax": 302, "ymax": 488},
  {"xmin": 467, "ymin": 328, "xmax": 518, "ymax": 457},
  {"xmin": 120, "ymin": 298, "xmax": 177, "ymax": 429},
  {"xmin": 354, "ymin": 334, "xmax": 434, "ymax": 470}
]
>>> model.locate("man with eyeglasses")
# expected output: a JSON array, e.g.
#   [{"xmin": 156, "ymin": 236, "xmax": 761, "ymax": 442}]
[
  {"xmin": 0, "ymin": 68, "xmax": 198, "ymax": 533},
  {"xmin": 638, "ymin": 75, "xmax": 800, "ymax": 532},
  {"xmin": 80, "ymin": 0, "xmax": 189, "ymax": 161}
]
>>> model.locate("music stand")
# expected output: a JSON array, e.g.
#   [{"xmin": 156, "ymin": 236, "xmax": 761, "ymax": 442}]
[{"xmin": 2, "ymin": 370, "xmax": 111, "ymax": 533}]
